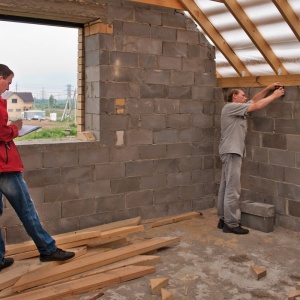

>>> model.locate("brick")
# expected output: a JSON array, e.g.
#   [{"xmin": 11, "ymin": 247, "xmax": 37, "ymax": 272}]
[
  {"xmin": 242, "ymin": 175, "xmax": 276, "ymax": 195},
  {"xmin": 179, "ymin": 99, "xmax": 203, "ymax": 114},
  {"xmin": 182, "ymin": 58, "xmax": 205, "ymax": 72},
  {"xmin": 251, "ymin": 117, "xmax": 274, "ymax": 132},
  {"xmin": 167, "ymin": 172, "xmax": 191, "ymax": 187},
  {"xmin": 288, "ymin": 200, "xmax": 300, "ymax": 218},
  {"xmin": 111, "ymin": 177, "xmax": 140, "ymax": 194},
  {"xmin": 24, "ymin": 168, "xmax": 61, "ymax": 188},
  {"xmin": 135, "ymin": 8, "xmax": 162, "ymax": 25},
  {"xmin": 126, "ymin": 160, "xmax": 153, "ymax": 176},
  {"xmin": 20, "ymin": 151, "xmax": 43, "ymax": 170},
  {"xmin": 163, "ymin": 42, "xmax": 187, "ymax": 57},
  {"xmin": 258, "ymin": 163, "xmax": 284, "ymax": 181},
  {"xmin": 96, "ymin": 194, "xmax": 125, "ymax": 212},
  {"xmin": 85, "ymin": 49, "xmax": 100, "ymax": 66},
  {"xmin": 110, "ymin": 51, "xmax": 139, "ymax": 68},
  {"xmin": 108, "ymin": 5, "xmax": 134, "ymax": 21},
  {"xmin": 44, "ymin": 150, "xmax": 78, "ymax": 168},
  {"xmin": 162, "ymin": 12, "xmax": 187, "ymax": 29},
  {"xmin": 154, "ymin": 99, "xmax": 179, "ymax": 114},
  {"xmin": 192, "ymin": 196, "xmax": 215, "ymax": 210},
  {"xmin": 139, "ymin": 54, "xmax": 157, "ymax": 69},
  {"xmin": 123, "ymin": 22, "xmax": 150, "ymax": 38},
  {"xmin": 154, "ymin": 129, "xmax": 178, "ymax": 144},
  {"xmin": 85, "ymin": 97, "xmax": 101, "ymax": 114},
  {"xmin": 287, "ymin": 135, "xmax": 300, "ymax": 152},
  {"xmin": 276, "ymin": 182, "xmax": 300, "ymax": 201},
  {"xmin": 154, "ymin": 158, "xmax": 179, "ymax": 174},
  {"xmin": 269, "ymin": 149, "xmax": 295, "ymax": 167},
  {"xmin": 136, "ymin": 38, "xmax": 162, "ymax": 55},
  {"xmin": 141, "ymin": 174, "xmax": 167, "ymax": 189},
  {"xmin": 179, "ymin": 156, "xmax": 202, "ymax": 172},
  {"xmin": 126, "ymin": 129, "xmax": 153, "ymax": 145},
  {"xmin": 61, "ymin": 166, "xmax": 94, "ymax": 183},
  {"xmin": 188, "ymin": 44, "xmax": 210, "ymax": 59},
  {"xmin": 139, "ymin": 145, "xmax": 167, "ymax": 159},
  {"xmin": 126, "ymin": 190, "xmax": 153, "ymax": 208},
  {"xmin": 192, "ymin": 169, "xmax": 214, "ymax": 183},
  {"xmin": 79, "ymin": 180, "xmax": 111, "ymax": 198},
  {"xmin": 110, "ymin": 146, "xmax": 139, "ymax": 162},
  {"xmin": 110, "ymin": 208, "xmax": 140, "ymax": 222},
  {"xmin": 262, "ymin": 133, "xmax": 287, "ymax": 150},
  {"xmin": 192, "ymin": 114, "xmax": 213, "ymax": 128},
  {"xmin": 192, "ymin": 86, "xmax": 215, "ymax": 101},
  {"xmin": 62, "ymin": 198, "xmax": 96, "ymax": 218},
  {"xmin": 100, "ymin": 82, "xmax": 131, "ymax": 98},
  {"xmin": 85, "ymin": 65, "xmax": 100, "ymax": 82},
  {"xmin": 177, "ymin": 29, "xmax": 199, "ymax": 44},
  {"xmin": 158, "ymin": 56, "xmax": 181, "ymax": 70},
  {"xmin": 275, "ymin": 119, "xmax": 300, "ymax": 134},
  {"xmin": 167, "ymin": 114, "xmax": 191, "ymax": 128},
  {"xmin": 170, "ymin": 71, "xmax": 194, "ymax": 86},
  {"xmin": 151, "ymin": 26, "xmax": 176, "ymax": 41},
  {"xmin": 127, "ymin": 98, "xmax": 154, "ymax": 114},
  {"xmin": 195, "ymin": 72, "xmax": 217, "ymax": 86},
  {"xmin": 180, "ymin": 183, "xmax": 204, "ymax": 200},
  {"xmin": 192, "ymin": 140, "xmax": 214, "ymax": 155},
  {"xmin": 44, "ymin": 184, "xmax": 79, "ymax": 203},
  {"xmin": 140, "ymin": 83, "xmax": 166, "ymax": 98},
  {"xmin": 140, "ymin": 204, "xmax": 168, "ymax": 219},
  {"xmin": 266, "ymin": 102, "xmax": 293, "ymax": 118},
  {"xmin": 100, "ymin": 115, "xmax": 128, "ymax": 130},
  {"xmin": 143, "ymin": 70, "xmax": 170, "ymax": 85},
  {"xmin": 168, "ymin": 86, "xmax": 191, "ymax": 99},
  {"xmin": 154, "ymin": 187, "xmax": 179, "ymax": 204},
  {"xmin": 180, "ymin": 128, "xmax": 202, "ymax": 143},
  {"xmin": 167, "ymin": 143, "xmax": 191, "ymax": 158}
]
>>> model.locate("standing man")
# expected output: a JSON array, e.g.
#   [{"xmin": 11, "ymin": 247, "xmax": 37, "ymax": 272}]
[
  {"xmin": 217, "ymin": 83, "xmax": 285, "ymax": 234},
  {"xmin": 0, "ymin": 64, "xmax": 75, "ymax": 270}
]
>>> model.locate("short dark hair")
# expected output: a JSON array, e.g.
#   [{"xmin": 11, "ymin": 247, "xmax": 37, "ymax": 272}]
[
  {"xmin": 227, "ymin": 89, "xmax": 241, "ymax": 102},
  {"xmin": 0, "ymin": 64, "xmax": 14, "ymax": 79}
]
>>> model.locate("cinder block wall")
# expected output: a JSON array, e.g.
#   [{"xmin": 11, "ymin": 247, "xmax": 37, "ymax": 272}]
[
  {"xmin": 215, "ymin": 86, "xmax": 300, "ymax": 232},
  {"xmin": 0, "ymin": 2, "xmax": 218, "ymax": 244}
]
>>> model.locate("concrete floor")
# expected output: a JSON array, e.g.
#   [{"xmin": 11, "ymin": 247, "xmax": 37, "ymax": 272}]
[{"xmin": 69, "ymin": 208, "xmax": 300, "ymax": 300}]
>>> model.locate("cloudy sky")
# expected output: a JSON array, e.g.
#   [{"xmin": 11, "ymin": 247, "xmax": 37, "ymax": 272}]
[{"xmin": 0, "ymin": 21, "xmax": 78, "ymax": 99}]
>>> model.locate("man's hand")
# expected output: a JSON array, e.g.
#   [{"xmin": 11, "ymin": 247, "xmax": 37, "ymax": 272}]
[
  {"xmin": 11, "ymin": 119, "xmax": 23, "ymax": 130},
  {"xmin": 268, "ymin": 82, "xmax": 283, "ymax": 90},
  {"xmin": 272, "ymin": 86, "xmax": 285, "ymax": 98}
]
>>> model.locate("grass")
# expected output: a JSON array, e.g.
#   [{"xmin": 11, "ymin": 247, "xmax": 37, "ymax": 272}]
[{"xmin": 16, "ymin": 125, "xmax": 77, "ymax": 141}]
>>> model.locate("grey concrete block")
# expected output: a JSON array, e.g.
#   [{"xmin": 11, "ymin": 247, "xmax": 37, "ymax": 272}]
[
  {"xmin": 95, "ymin": 162, "xmax": 125, "ymax": 180},
  {"xmin": 140, "ymin": 203, "xmax": 168, "ymax": 219},
  {"xmin": 192, "ymin": 169, "xmax": 215, "ymax": 184},
  {"xmin": 154, "ymin": 129, "xmax": 178, "ymax": 144},
  {"xmin": 135, "ymin": 8, "xmax": 162, "ymax": 25},
  {"xmin": 85, "ymin": 50, "xmax": 100, "ymax": 66},
  {"xmin": 151, "ymin": 26, "xmax": 176, "ymax": 41},
  {"xmin": 143, "ymin": 70, "xmax": 170, "ymax": 85},
  {"xmin": 141, "ymin": 174, "xmax": 167, "ymax": 189},
  {"xmin": 275, "ymin": 119, "xmax": 300, "ymax": 134},
  {"xmin": 188, "ymin": 44, "xmax": 210, "ymax": 59},
  {"xmin": 163, "ymin": 42, "xmax": 187, "ymax": 57},
  {"xmin": 110, "ymin": 146, "xmax": 139, "ymax": 162},
  {"xmin": 162, "ymin": 12, "xmax": 187, "ymax": 28},
  {"xmin": 79, "ymin": 180, "xmax": 111, "ymax": 198},
  {"xmin": 154, "ymin": 187, "xmax": 179, "ymax": 204},
  {"xmin": 127, "ymin": 98, "xmax": 154, "ymax": 114},
  {"xmin": 167, "ymin": 172, "xmax": 191, "ymax": 187},
  {"xmin": 241, "ymin": 213, "xmax": 274, "ymax": 233},
  {"xmin": 170, "ymin": 71, "xmax": 194, "ymax": 86},
  {"xmin": 258, "ymin": 163, "xmax": 284, "ymax": 181},
  {"xmin": 139, "ymin": 145, "xmax": 167, "ymax": 159},
  {"xmin": 180, "ymin": 183, "xmax": 204, "ymax": 200},
  {"xmin": 153, "ymin": 158, "xmax": 179, "ymax": 174},
  {"xmin": 269, "ymin": 149, "xmax": 295, "ymax": 167},
  {"xmin": 141, "ymin": 114, "xmax": 166, "ymax": 129},
  {"xmin": 96, "ymin": 194, "xmax": 125, "ymax": 212},
  {"xmin": 167, "ymin": 201, "xmax": 193, "ymax": 216},
  {"xmin": 287, "ymin": 135, "xmax": 300, "ymax": 152},
  {"xmin": 111, "ymin": 177, "xmax": 140, "ymax": 194},
  {"xmin": 195, "ymin": 72, "xmax": 217, "ymax": 86},
  {"xmin": 179, "ymin": 99, "xmax": 203, "ymax": 114},
  {"xmin": 179, "ymin": 156, "xmax": 202, "ymax": 172},
  {"xmin": 108, "ymin": 5, "xmax": 134, "ymax": 21},
  {"xmin": 177, "ymin": 29, "xmax": 199, "ymax": 44},
  {"xmin": 86, "ymin": 66, "xmax": 100, "ymax": 82},
  {"xmin": 24, "ymin": 168, "xmax": 61, "ymax": 188},
  {"xmin": 44, "ymin": 150, "xmax": 78, "ymax": 168},
  {"xmin": 182, "ymin": 58, "xmax": 205, "ymax": 72},
  {"xmin": 192, "ymin": 114, "xmax": 214, "ymax": 128},
  {"xmin": 266, "ymin": 102, "xmax": 293, "ymax": 118},
  {"xmin": 167, "ymin": 114, "xmax": 191, "ymax": 129},
  {"xmin": 110, "ymin": 208, "xmax": 140, "ymax": 223},
  {"xmin": 136, "ymin": 38, "xmax": 162, "ymax": 55},
  {"xmin": 20, "ymin": 152, "xmax": 43, "ymax": 170},
  {"xmin": 126, "ymin": 129, "xmax": 153, "ymax": 145},
  {"xmin": 100, "ymin": 115, "xmax": 128, "ymax": 130},
  {"xmin": 158, "ymin": 56, "xmax": 181, "ymax": 70},
  {"xmin": 167, "ymin": 143, "xmax": 191, "ymax": 158},
  {"xmin": 79, "ymin": 213, "xmax": 112, "ymax": 229},
  {"xmin": 100, "ymin": 82, "xmax": 131, "ymax": 98},
  {"xmin": 126, "ymin": 190, "xmax": 153, "ymax": 208},
  {"xmin": 241, "ymin": 201, "xmax": 275, "ymax": 218},
  {"xmin": 262, "ymin": 133, "xmax": 287, "ymax": 150},
  {"xmin": 61, "ymin": 166, "xmax": 94, "ymax": 184},
  {"xmin": 140, "ymin": 83, "xmax": 166, "ymax": 98},
  {"xmin": 288, "ymin": 200, "xmax": 300, "ymax": 218},
  {"xmin": 168, "ymin": 86, "xmax": 191, "ymax": 99},
  {"xmin": 192, "ymin": 86, "xmax": 215, "ymax": 101},
  {"xmin": 251, "ymin": 117, "xmax": 274, "ymax": 133},
  {"xmin": 139, "ymin": 54, "xmax": 157, "ymax": 69},
  {"xmin": 44, "ymin": 184, "xmax": 79, "ymax": 203},
  {"xmin": 126, "ymin": 160, "xmax": 153, "ymax": 177},
  {"xmin": 123, "ymin": 22, "xmax": 150, "ymax": 38},
  {"xmin": 180, "ymin": 128, "xmax": 203, "ymax": 143},
  {"xmin": 110, "ymin": 51, "xmax": 139, "ymax": 68},
  {"xmin": 192, "ymin": 196, "xmax": 215, "ymax": 210},
  {"xmin": 154, "ymin": 99, "xmax": 179, "ymax": 114}
]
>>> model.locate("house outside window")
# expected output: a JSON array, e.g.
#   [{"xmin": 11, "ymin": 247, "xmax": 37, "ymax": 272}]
[
  {"xmin": 8, "ymin": 109, "xmax": 13, "ymax": 112},
  {"xmin": 12, "ymin": 98, "xmax": 17, "ymax": 103}
]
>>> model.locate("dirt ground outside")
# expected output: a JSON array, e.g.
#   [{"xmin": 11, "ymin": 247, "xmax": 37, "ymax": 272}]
[{"xmin": 58, "ymin": 208, "xmax": 300, "ymax": 300}]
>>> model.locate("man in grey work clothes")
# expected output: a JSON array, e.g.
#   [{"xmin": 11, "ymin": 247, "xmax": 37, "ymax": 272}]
[{"xmin": 217, "ymin": 82, "xmax": 285, "ymax": 234}]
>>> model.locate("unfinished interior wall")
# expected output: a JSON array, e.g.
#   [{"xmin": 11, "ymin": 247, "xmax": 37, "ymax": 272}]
[
  {"xmin": 214, "ymin": 86, "xmax": 300, "ymax": 232},
  {"xmin": 0, "ymin": 1, "xmax": 217, "ymax": 244}
]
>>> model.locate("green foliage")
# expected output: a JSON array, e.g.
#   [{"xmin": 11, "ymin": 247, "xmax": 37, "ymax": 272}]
[{"xmin": 16, "ymin": 126, "xmax": 77, "ymax": 141}]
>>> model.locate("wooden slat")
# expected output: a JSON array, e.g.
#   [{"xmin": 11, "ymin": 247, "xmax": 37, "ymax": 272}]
[
  {"xmin": 4, "ymin": 265, "xmax": 156, "ymax": 300},
  {"xmin": 12, "ymin": 237, "xmax": 180, "ymax": 292},
  {"xmin": 32, "ymin": 255, "xmax": 161, "ymax": 289},
  {"xmin": 223, "ymin": 0, "xmax": 288, "ymax": 75},
  {"xmin": 151, "ymin": 212, "xmax": 201, "ymax": 228},
  {"xmin": 272, "ymin": 0, "xmax": 300, "ymax": 42},
  {"xmin": 179, "ymin": 0, "xmax": 251, "ymax": 77},
  {"xmin": 128, "ymin": 0, "xmax": 184, "ymax": 10},
  {"xmin": 6, "ymin": 216, "xmax": 142, "ymax": 256},
  {"xmin": 217, "ymin": 74, "xmax": 300, "ymax": 88},
  {"xmin": 150, "ymin": 277, "xmax": 169, "ymax": 294}
]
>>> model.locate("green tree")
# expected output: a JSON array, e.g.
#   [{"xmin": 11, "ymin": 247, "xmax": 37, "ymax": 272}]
[{"xmin": 49, "ymin": 95, "xmax": 56, "ymax": 108}]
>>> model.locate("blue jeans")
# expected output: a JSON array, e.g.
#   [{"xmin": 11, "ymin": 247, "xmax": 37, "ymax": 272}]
[
  {"xmin": 0, "ymin": 172, "xmax": 56, "ymax": 260},
  {"xmin": 217, "ymin": 153, "xmax": 242, "ymax": 228}
]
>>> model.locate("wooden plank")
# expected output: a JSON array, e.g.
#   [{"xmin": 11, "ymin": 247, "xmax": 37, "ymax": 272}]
[
  {"xmin": 179, "ymin": 0, "xmax": 251, "ymax": 77},
  {"xmin": 288, "ymin": 290, "xmax": 300, "ymax": 300},
  {"xmin": 13, "ymin": 237, "xmax": 180, "ymax": 292},
  {"xmin": 150, "ymin": 277, "xmax": 169, "ymax": 294},
  {"xmin": 6, "ymin": 224, "xmax": 143, "ymax": 258},
  {"xmin": 217, "ymin": 74, "xmax": 300, "ymax": 88},
  {"xmin": 128, "ymin": 0, "xmax": 184, "ymax": 10},
  {"xmin": 0, "ymin": 247, "xmax": 87, "ymax": 291},
  {"xmin": 30, "ymin": 255, "xmax": 161, "ymax": 289},
  {"xmin": 250, "ymin": 265, "xmax": 267, "ymax": 280},
  {"xmin": 151, "ymin": 212, "xmax": 201, "ymax": 228},
  {"xmin": 6, "ymin": 231, "xmax": 101, "ymax": 256},
  {"xmin": 4, "ymin": 265, "xmax": 156, "ymax": 300}
]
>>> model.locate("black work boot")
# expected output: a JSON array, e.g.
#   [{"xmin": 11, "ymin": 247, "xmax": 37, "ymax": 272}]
[
  {"xmin": 223, "ymin": 223, "xmax": 249, "ymax": 234},
  {"xmin": 40, "ymin": 248, "xmax": 75, "ymax": 262},
  {"xmin": 0, "ymin": 257, "xmax": 14, "ymax": 271},
  {"xmin": 217, "ymin": 219, "xmax": 224, "ymax": 229}
]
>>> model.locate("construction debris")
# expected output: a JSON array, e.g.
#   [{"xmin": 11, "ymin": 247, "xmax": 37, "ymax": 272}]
[
  {"xmin": 0, "ymin": 216, "xmax": 180, "ymax": 299},
  {"xmin": 288, "ymin": 289, "xmax": 300, "ymax": 300},
  {"xmin": 151, "ymin": 211, "xmax": 201, "ymax": 228},
  {"xmin": 250, "ymin": 265, "xmax": 267, "ymax": 280},
  {"xmin": 150, "ymin": 277, "xmax": 169, "ymax": 294},
  {"xmin": 161, "ymin": 288, "xmax": 175, "ymax": 300}
]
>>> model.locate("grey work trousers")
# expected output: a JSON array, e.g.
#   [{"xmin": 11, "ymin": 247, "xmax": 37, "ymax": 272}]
[{"xmin": 217, "ymin": 153, "xmax": 242, "ymax": 228}]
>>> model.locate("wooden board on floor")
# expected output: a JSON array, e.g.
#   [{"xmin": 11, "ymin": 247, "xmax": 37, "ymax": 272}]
[
  {"xmin": 6, "ymin": 216, "xmax": 141, "ymax": 256},
  {"xmin": 13, "ymin": 237, "xmax": 180, "ymax": 292},
  {"xmin": 151, "ymin": 212, "xmax": 201, "ymax": 228},
  {"xmin": 4, "ymin": 265, "xmax": 156, "ymax": 300}
]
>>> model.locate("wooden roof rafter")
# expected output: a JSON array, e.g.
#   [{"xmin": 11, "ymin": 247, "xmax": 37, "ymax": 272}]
[
  {"xmin": 179, "ymin": 0, "xmax": 251, "ymax": 77},
  {"xmin": 271, "ymin": 0, "xmax": 300, "ymax": 42},
  {"xmin": 222, "ymin": 0, "xmax": 289, "ymax": 76}
]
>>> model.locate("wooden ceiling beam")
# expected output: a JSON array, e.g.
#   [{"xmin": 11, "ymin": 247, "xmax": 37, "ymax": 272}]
[
  {"xmin": 223, "ymin": 0, "xmax": 288, "ymax": 76},
  {"xmin": 217, "ymin": 74, "xmax": 300, "ymax": 88},
  {"xmin": 179, "ymin": 0, "xmax": 252, "ymax": 77},
  {"xmin": 271, "ymin": 0, "xmax": 300, "ymax": 42},
  {"xmin": 128, "ymin": 0, "xmax": 185, "ymax": 10}
]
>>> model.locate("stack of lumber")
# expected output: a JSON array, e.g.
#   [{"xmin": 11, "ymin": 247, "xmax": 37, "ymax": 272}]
[{"xmin": 0, "ymin": 216, "xmax": 180, "ymax": 300}]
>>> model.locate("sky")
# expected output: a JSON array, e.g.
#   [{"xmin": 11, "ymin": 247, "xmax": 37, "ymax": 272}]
[{"xmin": 0, "ymin": 21, "xmax": 78, "ymax": 100}]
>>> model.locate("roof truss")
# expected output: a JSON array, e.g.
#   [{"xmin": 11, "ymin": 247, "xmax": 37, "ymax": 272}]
[{"xmin": 128, "ymin": 0, "xmax": 300, "ymax": 87}]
